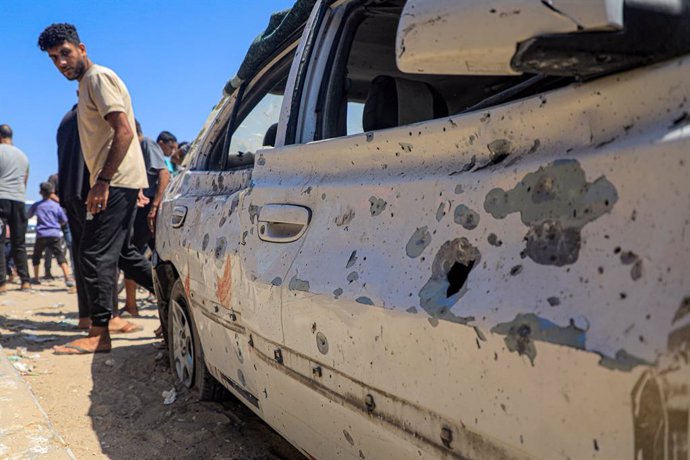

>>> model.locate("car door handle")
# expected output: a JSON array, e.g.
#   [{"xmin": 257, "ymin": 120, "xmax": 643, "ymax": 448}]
[
  {"xmin": 257, "ymin": 204, "xmax": 311, "ymax": 243},
  {"xmin": 171, "ymin": 205, "xmax": 188, "ymax": 228}
]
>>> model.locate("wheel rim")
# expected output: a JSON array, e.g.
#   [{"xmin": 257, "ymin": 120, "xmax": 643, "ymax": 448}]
[{"xmin": 171, "ymin": 299, "xmax": 194, "ymax": 388}]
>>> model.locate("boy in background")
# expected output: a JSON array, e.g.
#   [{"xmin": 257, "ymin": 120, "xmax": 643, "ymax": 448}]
[{"xmin": 28, "ymin": 182, "xmax": 73, "ymax": 288}]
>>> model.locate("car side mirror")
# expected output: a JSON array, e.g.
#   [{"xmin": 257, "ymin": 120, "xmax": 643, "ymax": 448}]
[{"xmin": 396, "ymin": 0, "xmax": 624, "ymax": 76}]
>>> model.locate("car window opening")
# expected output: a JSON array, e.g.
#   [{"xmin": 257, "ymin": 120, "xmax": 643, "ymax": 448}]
[{"xmin": 323, "ymin": 0, "xmax": 577, "ymax": 140}]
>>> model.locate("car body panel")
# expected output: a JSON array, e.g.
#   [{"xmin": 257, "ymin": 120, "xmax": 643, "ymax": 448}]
[{"xmin": 155, "ymin": 1, "xmax": 690, "ymax": 457}]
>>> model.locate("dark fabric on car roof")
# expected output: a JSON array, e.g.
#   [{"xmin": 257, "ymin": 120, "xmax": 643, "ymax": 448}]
[{"xmin": 226, "ymin": 0, "xmax": 317, "ymax": 94}]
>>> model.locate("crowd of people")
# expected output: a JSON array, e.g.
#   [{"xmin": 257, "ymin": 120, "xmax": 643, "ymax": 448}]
[{"xmin": 0, "ymin": 22, "xmax": 189, "ymax": 354}]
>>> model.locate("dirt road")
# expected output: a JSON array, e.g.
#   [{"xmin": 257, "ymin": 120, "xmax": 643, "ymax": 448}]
[{"xmin": 0, "ymin": 279, "xmax": 302, "ymax": 459}]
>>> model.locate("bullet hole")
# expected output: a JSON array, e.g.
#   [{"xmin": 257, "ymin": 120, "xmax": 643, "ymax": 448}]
[
  {"xmin": 510, "ymin": 265, "xmax": 523, "ymax": 276},
  {"xmin": 420, "ymin": 238, "xmax": 480, "ymax": 323},
  {"xmin": 488, "ymin": 233, "xmax": 502, "ymax": 247},
  {"xmin": 547, "ymin": 297, "xmax": 561, "ymax": 307},
  {"xmin": 594, "ymin": 439, "xmax": 599, "ymax": 451},
  {"xmin": 620, "ymin": 292, "xmax": 627, "ymax": 299},
  {"xmin": 631, "ymin": 259, "xmax": 643, "ymax": 281},
  {"xmin": 446, "ymin": 260, "xmax": 476, "ymax": 297},
  {"xmin": 620, "ymin": 251, "xmax": 638, "ymax": 265},
  {"xmin": 316, "ymin": 332, "xmax": 329, "ymax": 354},
  {"xmin": 614, "ymin": 246, "xmax": 621, "ymax": 254},
  {"xmin": 598, "ymin": 266, "xmax": 604, "ymax": 274}
]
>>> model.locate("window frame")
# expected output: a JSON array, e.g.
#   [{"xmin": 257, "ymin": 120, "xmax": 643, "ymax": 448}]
[{"xmin": 201, "ymin": 45, "xmax": 299, "ymax": 172}]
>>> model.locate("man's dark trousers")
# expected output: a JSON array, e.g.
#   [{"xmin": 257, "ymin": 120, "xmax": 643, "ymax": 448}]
[
  {"xmin": 80, "ymin": 187, "xmax": 153, "ymax": 327},
  {"xmin": 0, "ymin": 199, "xmax": 30, "ymax": 285}
]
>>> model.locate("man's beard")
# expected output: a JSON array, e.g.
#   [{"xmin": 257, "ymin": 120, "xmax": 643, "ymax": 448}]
[{"xmin": 66, "ymin": 60, "xmax": 86, "ymax": 81}]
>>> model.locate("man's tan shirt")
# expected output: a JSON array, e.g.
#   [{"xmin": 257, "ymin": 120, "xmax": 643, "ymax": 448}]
[{"xmin": 77, "ymin": 64, "xmax": 147, "ymax": 189}]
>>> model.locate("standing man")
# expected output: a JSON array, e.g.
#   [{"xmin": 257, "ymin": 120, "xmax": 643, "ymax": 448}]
[
  {"xmin": 121, "ymin": 120, "xmax": 169, "ymax": 316},
  {"xmin": 56, "ymin": 104, "xmax": 92, "ymax": 328},
  {"xmin": 39, "ymin": 23, "xmax": 152, "ymax": 354},
  {"xmin": 0, "ymin": 124, "xmax": 31, "ymax": 292},
  {"xmin": 156, "ymin": 131, "xmax": 178, "ymax": 176}
]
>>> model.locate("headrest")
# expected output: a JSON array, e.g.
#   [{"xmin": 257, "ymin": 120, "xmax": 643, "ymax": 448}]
[
  {"xmin": 362, "ymin": 76, "xmax": 448, "ymax": 132},
  {"xmin": 263, "ymin": 123, "xmax": 278, "ymax": 147}
]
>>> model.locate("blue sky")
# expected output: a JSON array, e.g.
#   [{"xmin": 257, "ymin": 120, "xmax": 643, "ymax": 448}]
[{"xmin": 1, "ymin": 0, "xmax": 294, "ymax": 201}]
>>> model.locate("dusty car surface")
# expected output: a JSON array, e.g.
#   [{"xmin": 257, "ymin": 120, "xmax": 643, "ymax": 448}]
[{"xmin": 153, "ymin": 0, "xmax": 690, "ymax": 458}]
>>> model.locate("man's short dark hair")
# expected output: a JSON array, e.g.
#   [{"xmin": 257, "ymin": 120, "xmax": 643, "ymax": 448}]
[
  {"xmin": 38, "ymin": 23, "xmax": 81, "ymax": 51},
  {"xmin": 0, "ymin": 124, "xmax": 12, "ymax": 139},
  {"xmin": 157, "ymin": 131, "xmax": 177, "ymax": 143}
]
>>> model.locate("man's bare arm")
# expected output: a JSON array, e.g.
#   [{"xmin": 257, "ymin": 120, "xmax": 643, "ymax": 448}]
[
  {"xmin": 100, "ymin": 112, "xmax": 133, "ymax": 180},
  {"xmin": 148, "ymin": 168, "xmax": 170, "ymax": 232},
  {"xmin": 86, "ymin": 112, "xmax": 133, "ymax": 214}
]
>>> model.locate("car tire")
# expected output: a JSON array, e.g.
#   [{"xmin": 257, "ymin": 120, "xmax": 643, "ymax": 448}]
[{"xmin": 167, "ymin": 279, "xmax": 227, "ymax": 402}]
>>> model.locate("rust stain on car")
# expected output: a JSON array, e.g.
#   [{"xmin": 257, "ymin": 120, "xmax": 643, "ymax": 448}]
[{"xmin": 216, "ymin": 256, "xmax": 232, "ymax": 308}]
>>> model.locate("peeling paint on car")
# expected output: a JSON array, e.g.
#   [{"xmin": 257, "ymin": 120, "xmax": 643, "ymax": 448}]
[
  {"xmin": 335, "ymin": 208, "xmax": 356, "ymax": 227},
  {"xmin": 406, "ymin": 226, "xmax": 431, "ymax": 258},
  {"xmin": 484, "ymin": 159, "xmax": 618, "ymax": 266},
  {"xmin": 491, "ymin": 313, "xmax": 587, "ymax": 365},
  {"xmin": 289, "ymin": 275, "xmax": 310, "ymax": 292},
  {"xmin": 214, "ymin": 237, "xmax": 228, "ymax": 267},
  {"xmin": 597, "ymin": 349, "xmax": 650, "ymax": 372},
  {"xmin": 356, "ymin": 297, "xmax": 374, "ymax": 306},
  {"xmin": 368, "ymin": 197, "xmax": 387, "ymax": 217},
  {"xmin": 453, "ymin": 204, "xmax": 480, "ymax": 230}
]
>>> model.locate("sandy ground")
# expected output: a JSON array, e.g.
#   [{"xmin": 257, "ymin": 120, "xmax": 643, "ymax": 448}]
[{"xmin": 0, "ymin": 278, "xmax": 302, "ymax": 460}]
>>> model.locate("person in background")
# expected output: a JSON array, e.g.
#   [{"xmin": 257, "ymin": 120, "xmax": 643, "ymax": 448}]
[
  {"xmin": 2, "ymin": 221, "xmax": 16, "ymax": 285},
  {"xmin": 43, "ymin": 172, "xmax": 75, "ymax": 282},
  {"xmin": 39, "ymin": 23, "xmax": 152, "ymax": 353},
  {"xmin": 170, "ymin": 141, "xmax": 189, "ymax": 172},
  {"xmin": 0, "ymin": 124, "xmax": 31, "ymax": 292},
  {"xmin": 55, "ymin": 104, "xmax": 92, "ymax": 327},
  {"xmin": 122, "ymin": 120, "xmax": 169, "ymax": 316},
  {"xmin": 28, "ymin": 182, "xmax": 73, "ymax": 288},
  {"xmin": 156, "ymin": 131, "xmax": 178, "ymax": 176}
]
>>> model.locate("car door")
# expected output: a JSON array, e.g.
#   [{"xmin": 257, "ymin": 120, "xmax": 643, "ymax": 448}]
[
  {"xmin": 260, "ymin": 1, "xmax": 690, "ymax": 459},
  {"xmin": 162, "ymin": 41, "xmax": 306, "ymax": 413}
]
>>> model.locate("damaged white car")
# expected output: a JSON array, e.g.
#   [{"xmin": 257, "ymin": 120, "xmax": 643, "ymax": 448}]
[{"xmin": 153, "ymin": 0, "xmax": 690, "ymax": 458}]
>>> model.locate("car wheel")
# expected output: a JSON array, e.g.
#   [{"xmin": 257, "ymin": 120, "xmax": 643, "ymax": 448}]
[{"xmin": 167, "ymin": 279, "xmax": 227, "ymax": 401}]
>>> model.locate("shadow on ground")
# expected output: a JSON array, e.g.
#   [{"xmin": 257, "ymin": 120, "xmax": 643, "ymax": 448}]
[{"xmin": 88, "ymin": 341, "xmax": 303, "ymax": 460}]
